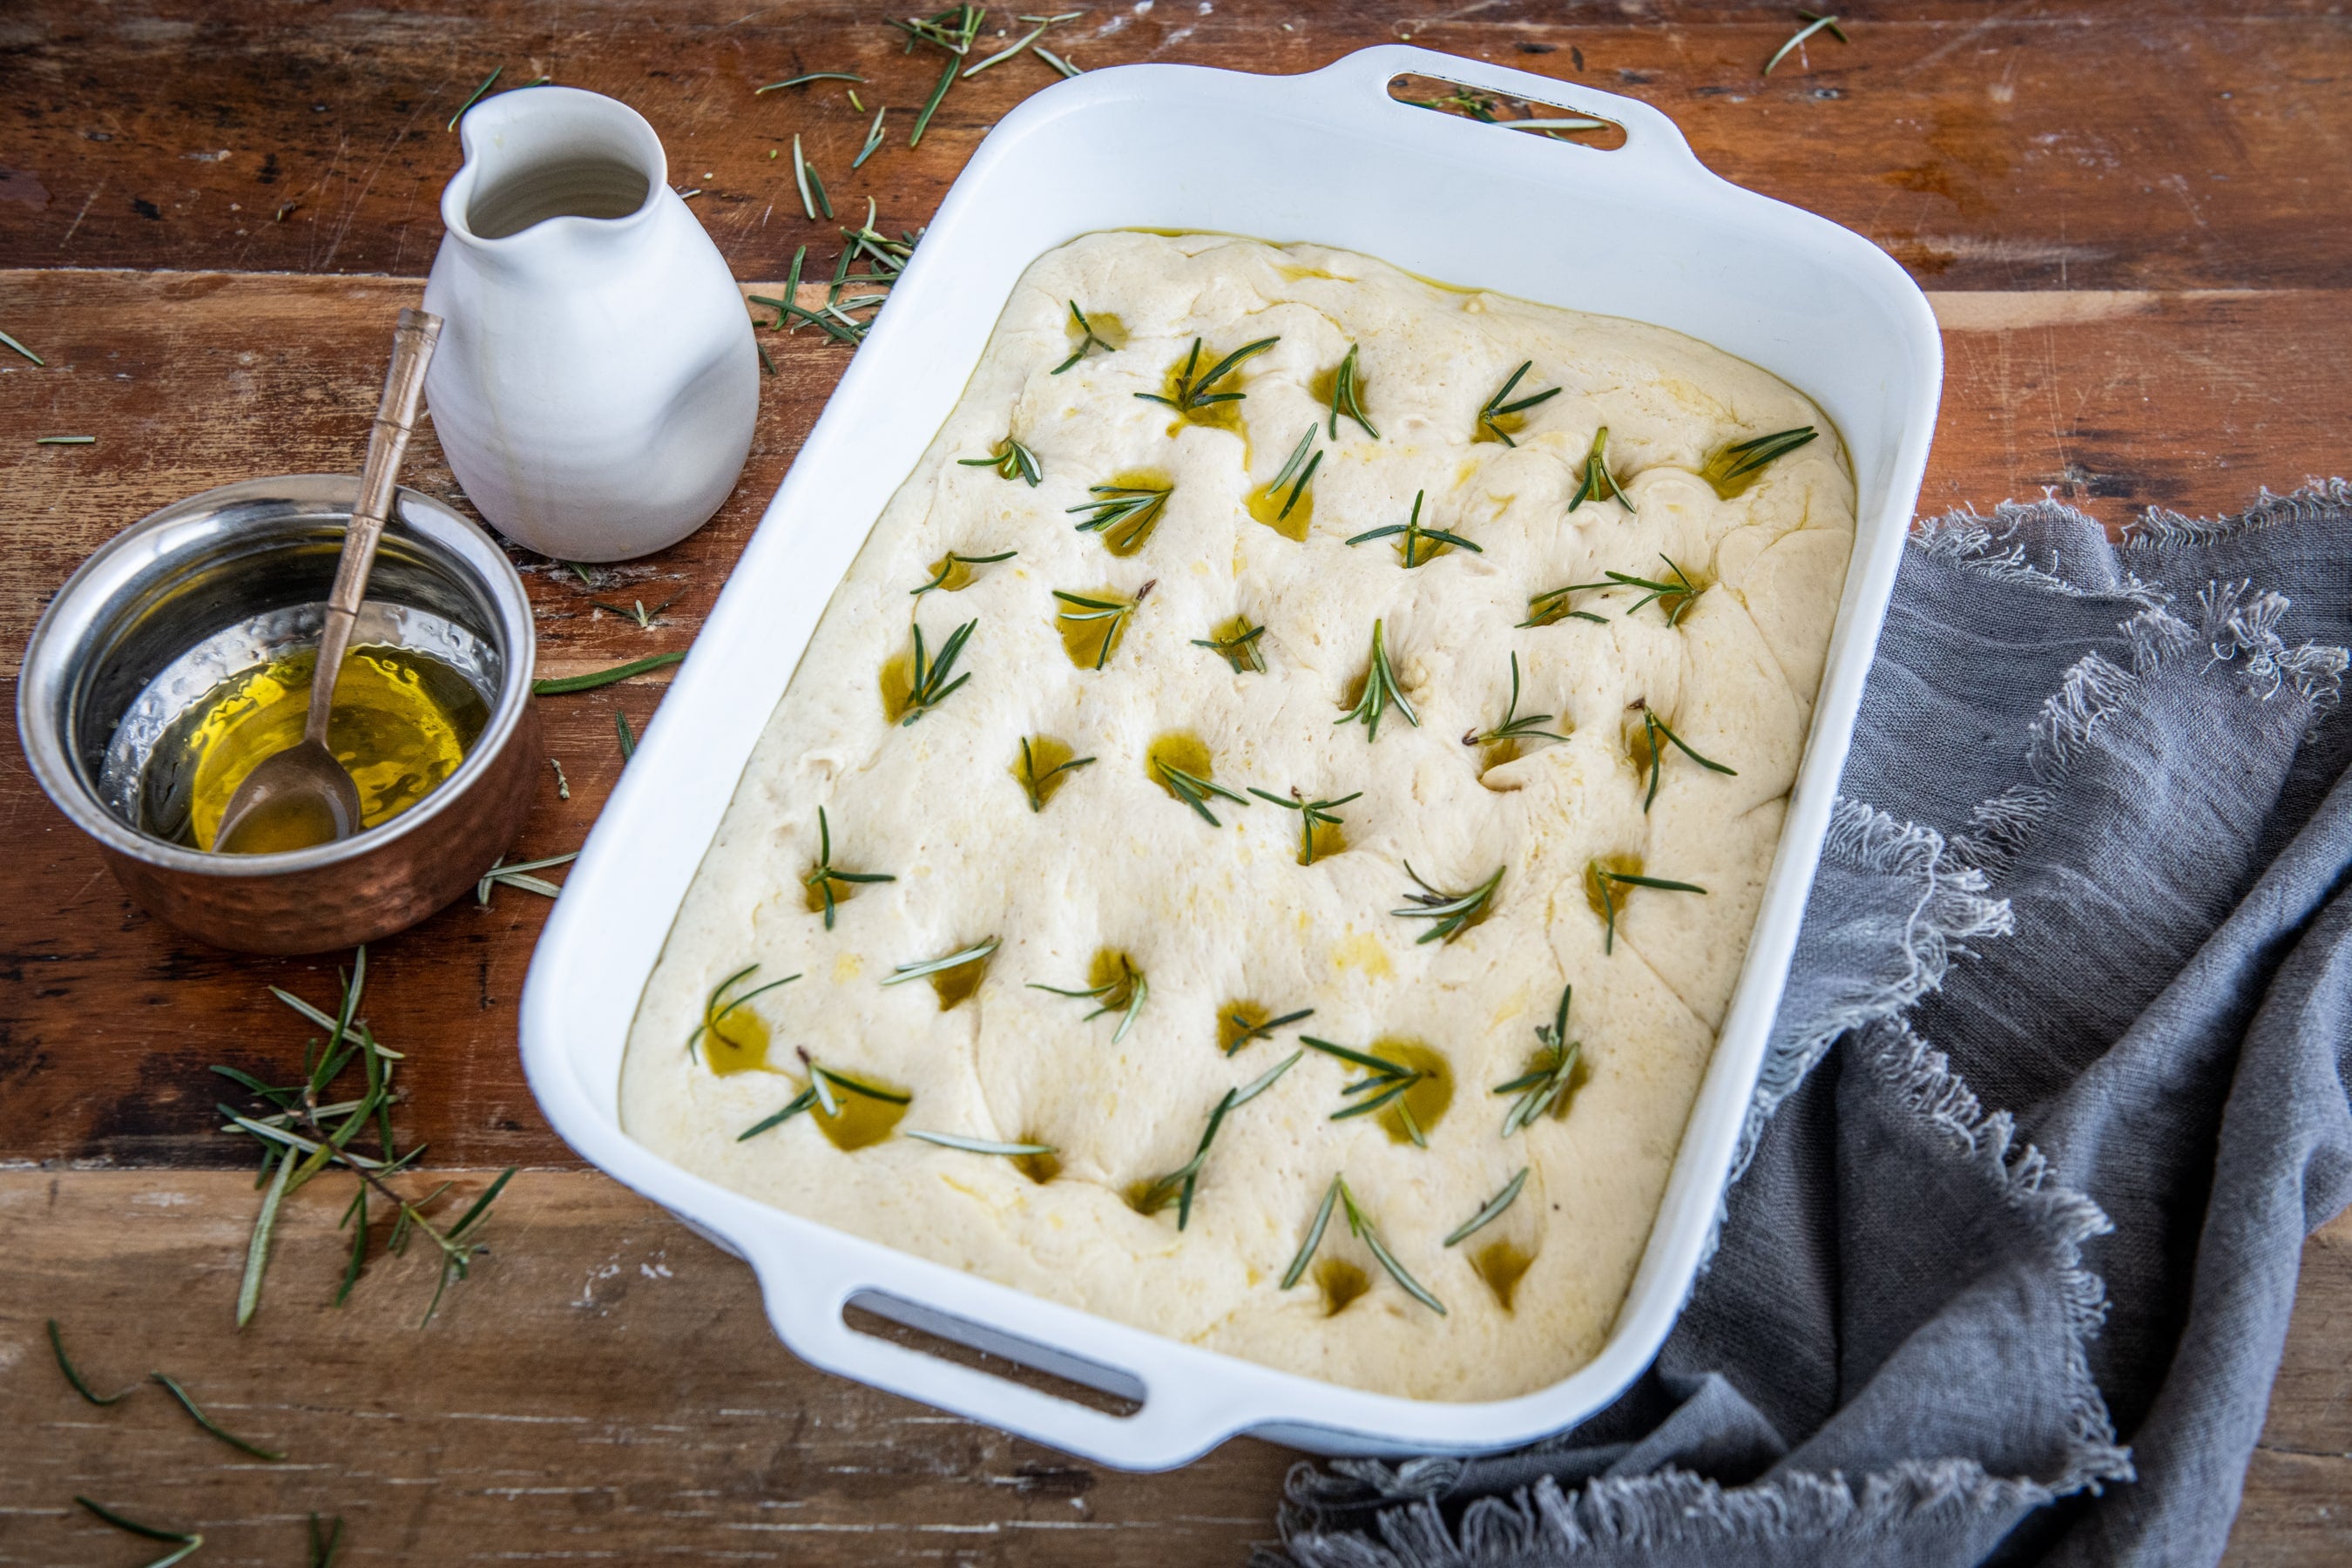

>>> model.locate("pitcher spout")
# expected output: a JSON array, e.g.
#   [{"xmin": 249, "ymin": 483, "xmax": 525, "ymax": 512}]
[{"xmin": 442, "ymin": 86, "xmax": 668, "ymax": 253}]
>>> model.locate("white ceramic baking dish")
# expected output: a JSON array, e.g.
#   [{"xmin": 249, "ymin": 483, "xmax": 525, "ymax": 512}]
[{"xmin": 519, "ymin": 44, "xmax": 1941, "ymax": 1470}]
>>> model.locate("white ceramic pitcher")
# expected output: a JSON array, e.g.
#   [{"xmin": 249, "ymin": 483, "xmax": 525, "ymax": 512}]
[{"xmin": 423, "ymin": 87, "xmax": 757, "ymax": 562}]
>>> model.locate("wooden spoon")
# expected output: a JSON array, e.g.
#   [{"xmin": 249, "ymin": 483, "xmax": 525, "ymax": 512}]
[{"xmin": 214, "ymin": 308, "xmax": 444, "ymax": 855}]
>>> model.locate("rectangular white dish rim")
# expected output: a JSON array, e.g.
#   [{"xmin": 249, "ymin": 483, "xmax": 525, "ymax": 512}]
[{"xmin": 518, "ymin": 44, "xmax": 1943, "ymax": 1470}]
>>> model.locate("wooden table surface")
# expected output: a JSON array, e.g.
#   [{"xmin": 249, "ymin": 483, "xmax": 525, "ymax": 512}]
[{"xmin": 3, "ymin": 3, "xmax": 2346, "ymax": 1563}]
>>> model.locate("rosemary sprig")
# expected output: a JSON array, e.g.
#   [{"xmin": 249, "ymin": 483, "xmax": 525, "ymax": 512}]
[
  {"xmin": 1443, "ymin": 1168, "xmax": 1530, "ymax": 1247},
  {"xmin": 1030, "ymin": 955, "xmax": 1148, "ymax": 1044},
  {"xmin": 46, "ymin": 1319, "xmax": 134, "ymax": 1405},
  {"xmin": 152, "ymin": 1371, "xmax": 286, "ymax": 1461},
  {"xmin": 738, "ymin": 1051, "xmax": 912, "ymax": 1140},
  {"xmin": 1247, "ymin": 785, "xmax": 1362, "ymax": 867},
  {"xmin": 1052, "ymin": 301, "xmax": 1116, "ymax": 374},
  {"xmin": 1327, "ymin": 343, "xmax": 1378, "ymax": 440},
  {"xmin": 902, "ymin": 3, "xmax": 985, "ymax": 147},
  {"xmin": 686, "ymin": 964, "xmax": 801, "ymax": 1057},
  {"xmin": 1300, "ymin": 1036, "xmax": 1430, "ymax": 1144},
  {"xmin": 1520, "ymin": 581, "xmax": 1612, "ymax": 628},
  {"xmin": 1157, "ymin": 758, "xmax": 1252, "ymax": 828},
  {"xmin": 1765, "ymin": 10, "xmax": 1848, "ymax": 75},
  {"xmin": 1569, "ymin": 424, "xmax": 1634, "ymax": 513},
  {"xmin": 1261, "ymin": 425, "xmax": 1322, "ymax": 522},
  {"xmin": 883, "ymin": 936, "xmax": 1001, "ymax": 986},
  {"xmin": 1335, "ymin": 618, "xmax": 1417, "ymax": 740},
  {"xmin": 792, "ymin": 133, "xmax": 833, "ymax": 221},
  {"xmin": 1636, "ymin": 703, "xmax": 1738, "ymax": 812},
  {"xmin": 448, "ymin": 65, "xmax": 502, "ymax": 131},
  {"xmin": 1592, "ymin": 864, "xmax": 1709, "ymax": 954},
  {"xmin": 1136, "ymin": 1050, "xmax": 1301, "ymax": 1227},
  {"xmin": 855, "ymin": 105, "xmax": 889, "ymax": 168},
  {"xmin": 756, "ymin": 71, "xmax": 867, "ymax": 92},
  {"xmin": 1701, "ymin": 424, "xmax": 1819, "ymax": 496},
  {"xmin": 1477, "ymin": 360, "xmax": 1560, "ymax": 446},
  {"xmin": 1223, "ymin": 1006, "xmax": 1313, "ymax": 1054},
  {"xmin": 907, "ymin": 1130, "xmax": 1057, "ymax": 1156},
  {"xmin": 1496, "ymin": 983, "xmax": 1582, "ymax": 1134},
  {"xmin": 956, "ymin": 434, "xmax": 1042, "ymax": 485},
  {"xmin": 308, "ymin": 1513, "xmax": 342, "ymax": 1568},
  {"xmin": 1, "ymin": 327, "xmax": 45, "ymax": 366},
  {"xmin": 1068, "ymin": 482, "xmax": 1172, "ymax": 550},
  {"xmin": 1347, "ymin": 490, "xmax": 1482, "ymax": 567},
  {"xmin": 1052, "ymin": 587, "xmax": 1144, "ymax": 671},
  {"xmin": 1192, "ymin": 619, "xmax": 1267, "ymax": 674},
  {"xmin": 963, "ymin": 10, "xmax": 1083, "ymax": 75},
  {"xmin": 1620, "ymin": 556, "xmax": 1701, "ymax": 623},
  {"xmin": 476, "ymin": 851, "xmax": 578, "ymax": 906},
  {"xmin": 896, "ymin": 617, "xmax": 977, "ymax": 724},
  {"xmin": 75, "ymin": 1497, "xmax": 202, "ymax": 1566},
  {"xmin": 803, "ymin": 806, "xmax": 896, "ymax": 928},
  {"xmin": 1037, "ymin": 44, "xmax": 1080, "ymax": 76},
  {"xmin": 1332, "ymin": 1179, "xmax": 1450, "ymax": 1313},
  {"xmin": 1280, "ymin": 1176, "xmax": 1342, "ymax": 1289},
  {"xmin": 1393, "ymin": 862, "xmax": 1505, "ymax": 945},
  {"xmin": 1136, "ymin": 335, "xmax": 1279, "ymax": 416},
  {"xmin": 531, "ymin": 651, "xmax": 684, "ymax": 695},
  {"xmin": 1018, "ymin": 736, "xmax": 1096, "ymax": 809},
  {"xmin": 589, "ymin": 592, "xmax": 681, "ymax": 628},
  {"xmin": 616, "ymin": 707, "xmax": 636, "ymax": 760},
  {"xmin": 912, "ymin": 548, "xmax": 1016, "ymax": 596},
  {"xmin": 1465, "ymin": 652, "xmax": 1567, "ymax": 748}
]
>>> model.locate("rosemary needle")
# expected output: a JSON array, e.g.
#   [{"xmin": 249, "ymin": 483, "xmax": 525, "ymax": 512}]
[
  {"xmin": 908, "ymin": 1130, "xmax": 1057, "ymax": 1157},
  {"xmin": 46, "ymin": 1320, "xmax": 133, "ymax": 1405},
  {"xmin": 1335, "ymin": 618, "xmax": 1417, "ymax": 740},
  {"xmin": 963, "ymin": 10, "xmax": 1082, "ymax": 76},
  {"xmin": 1592, "ymin": 865, "xmax": 1708, "ymax": 954},
  {"xmin": 854, "ymin": 105, "xmax": 889, "ymax": 168},
  {"xmin": 1443, "ymin": 1168, "xmax": 1530, "ymax": 1247},
  {"xmin": 906, "ymin": 3, "xmax": 985, "ymax": 147},
  {"xmin": 1018, "ymin": 736, "xmax": 1096, "ymax": 809},
  {"xmin": 1052, "ymin": 588, "xmax": 1142, "ymax": 671},
  {"xmin": 803, "ymin": 805, "xmax": 896, "ymax": 928},
  {"xmin": 0, "ymin": 327, "xmax": 45, "ymax": 366},
  {"xmin": 1301, "ymin": 1037, "xmax": 1429, "ymax": 1139},
  {"xmin": 1137, "ymin": 1050, "xmax": 1301, "ymax": 1227},
  {"xmin": 615, "ymin": 707, "xmax": 636, "ymax": 760},
  {"xmin": 531, "ymin": 652, "xmax": 685, "ymax": 695},
  {"xmin": 1477, "ymin": 360, "xmax": 1560, "ymax": 446},
  {"xmin": 1765, "ymin": 10, "xmax": 1849, "ymax": 75},
  {"xmin": 912, "ymin": 548, "xmax": 1017, "ymax": 596},
  {"xmin": 448, "ymin": 65, "xmax": 503, "ymax": 131},
  {"xmin": 1052, "ymin": 301, "xmax": 1116, "ymax": 374},
  {"xmin": 74, "ymin": 1497, "xmax": 202, "ymax": 1565},
  {"xmin": 1261, "ymin": 426, "xmax": 1322, "ymax": 522},
  {"xmin": 896, "ymin": 617, "xmax": 977, "ymax": 724},
  {"xmin": 1465, "ymin": 652, "xmax": 1568, "ymax": 748},
  {"xmin": 1068, "ymin": 482, "xmax": 1172, "ymax": 550},
  {"xmin": 792, "ymin": 134, "xmax": 833, "ymax": 221},
  {"xmin": 1637, "ymin": 703, "xmax": 1738, "ymax": 811},
  {"xmin": 1346, "ymin": 490, "xmax": 1481, "ymax": 567},
  {"xmin": 1157, "ymin": 758, "xmax": 1252, "ymax": 828},
  {"xmin": 1225, "ymin": 1006, "xmax": 1313, "ymax": 1053},
  {"xmin": 1247, "ymin": 786, "xmax": 1362, "ymax": 867},
  {"xmin": 1701, "ymin": 424, "xmax": 1818, "ymax": 497},
  {"xmin": 1392, "ymin": 862, "xmax": 1505, "ymax": 944},
  {"xmin": 1327, "ymin": 343, "xmax": 1378, "ymax": 440},
  {"xmin": 1030, "ymin": 955, "xmax": 1149, "ymax": 1044},
  {"xmin": 475, "ymin": 851, "xmax": 578, "ymax": 905},
  {"xmin": 309, "ymin": 1514, "xmax": 343, "ymax": 1568},
  {"xmin": 756, "ymin": 71, "xmax": 867, "ymax": 92},
  {"xmin": 686, "ymin": 964, "xmax": 801, "ymax": 1056},
  {"xmin": 1281, "ymin": 1177, "xmax": 1343, "ymax": 1289},
  {"xmin": 884, "ymin": 936, "xmax": 1001, "ymax": 986},
  {"xmin": 1036, "ymin": 45, "xmax": 1081, "ymax": 77},
  {"xmin": 1192, "ymin": 618, "xmax": 1267, "ymax": 674},
  {"xmin": 152, "ymin": 1371, "xmax": 287, "ymax": 1461},
  {"xmin": 1342, "ymin": 1179, "xmax": 1447, "ymax": 1314}
]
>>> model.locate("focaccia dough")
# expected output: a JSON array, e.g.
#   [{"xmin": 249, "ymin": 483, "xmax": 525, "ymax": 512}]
[{"xmin": 618, "ymin": 232, "xmax": 1854, "ymax": 1401}]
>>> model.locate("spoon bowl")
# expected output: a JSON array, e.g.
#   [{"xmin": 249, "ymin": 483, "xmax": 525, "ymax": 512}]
[{"xmin": 214, "ymin": 737, "xmax": 363, "ymax": 854}]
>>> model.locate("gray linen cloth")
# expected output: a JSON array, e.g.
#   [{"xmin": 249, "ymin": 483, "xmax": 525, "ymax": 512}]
[{"xmin": 1262, "ymin": 483, "xmax": 2352, "ymax": 1568}]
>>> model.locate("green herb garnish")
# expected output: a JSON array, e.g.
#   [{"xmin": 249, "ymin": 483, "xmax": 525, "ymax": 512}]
[
  {"xmin": 531, "ymin": 652, "xmax": 685, "ymax": 695},
  {"xmin": 907, "ymin": 1130, "xmax": 1058, "ymax": 1157},
  {"xmin": 1052, "ymin": 301, "xmax": 1117, "ymax": 374},
  {"xmin": 792, "ymin": 133, "xmax": 834, "ymax": 220},
  {"xmin": 1301, "ymin": 1037, "xmax": 1433, "ymax": 1145},
  {"xmin": 1346, "ymin": 490, "xmax": 1481, "ymax": 567},
  {"xmin": 475, "ymin": 851, "xmax": 578, "ymax": 905},
  {"xmin": 1068, "ymin": 482, "xmax": 1172, "ymax": 551},
  {"xmin": 1592, "ymin": 863, "xmax": 1708, "ymax": 954},
  {"xmin": 1496, "ymin": 984, "xmax": 1584, "ymax": 1135},
  {"xmin": 75, "ymin": 1497, "xmax": 203, "ymax": 1566},
  {"xmin": 1465, "ymin": 652, "xmax": 1567, "ymax": 749},
  {"xmin": 1052, "ymin": 587, "xmax": 1143, "ymax": 670},
  {"xmin": 47, "ymin": 1319, "xmax": 133, "ymax": 1405},
  {"xmin": 956, "ymin": 434, "xmax": 1042, "ymax": 485},
  {"xmin": 1765, "ymin": 10, "xmax": 1848, "ymax": 74},
  {"xmin": 1342, "ymin": 1181, "xmax": 1446, "ymax": 1312},
  {"xmin": 37, "ymin": 434, "xmax": 94, "ymax": 444},
  {"xmin": 308, "ymin": 1513, "xmax": 343, "ymax": 1568},
  {"xmin": 1261, "ymin": 425, "xmax": 1322, "ymax": 522},
  {"xmin": 448, "ymin": 65, "xmax": 503, "ymax": 131},
  {"xmin": 1477, "ymin": 360, "xmax": 1560, "ymax": 446},
  {"xmin": 1327, "ymin": 343, "xmax": 1378, "ymax": 440},
  {"xmin": 1281, "ymin": 1176, "xmax": 1342, "ymax": 1289},
  {"xmin": 152, "ymin": 1371, "xmax": 286, "ymax": 1461},
  {"xmin": 1701, "ymin": 424, "xmax": 1819, "ymax": 497},
  {"xmin": 1393, "ymin": 862, "xmax": 1504, "ymax": 944},
  {"xmin": 589, "ymin": 592, "xmax": 681, "ymax": 629},
  {"xmin": 1635, "ymin": 702, "xmax": 1738, "ymax": 812},
  {"xmin": 803, "ymin": 806, "xmax": 896, "ymax": 928},
  {"xmin": 1156, "ymin": 758, "xmax": 1252, "ymax": 828},
  {"xmin": 1136, "ymin": 335, "xmax": 1279, "ymax": 416},
  {"xmin": 900, "ymin": 4, "xmax": 986, "ymax": 147},
  {"xmin": 687, "ymin": 964, "xmax": 801, "ymax": 1057},
  {"xmin": 883, "ymin": 936, "xmax": 1001, "ymax": 986},
  {"xmin": 1, "ymin": 327, "xmax": 46, "ymax": 366},
  {"xmin": 912, "ymin": 548, "xmax": 1017, "ymax": 596},
  {"xmin": 1136, "ymin": 1050, "xmax": 1301, "ymax": 1227},
  {"xmin": 895, "ymin": 617, "xmax": 977, "ymax": 724},
  {"xmin": 1335, "ymin": 618, "xmax": 1417, "ymax": 740},
  {"xmin": 1192, "ymin": 619, "xmax": 1267, "ymax": 674},
  {"xmin": 756, "ymin": 71, "xmax": 867, "ymax": 92},
  {"xmin": 1223, "ymin": 1006, "xmax": 1314, "ymax": 1054},
  {"xmin": 1444, "ymin": 1168, "xmax": 1530, "ymax": 1247},
  {"xmin": 1031, "ymin": 955, "xmax": 1149, "ymax": 1044},
  {"xmin": 1248, "ymin": 785, "xmax": 1362, "ymax": 867},
  {"xmin": 1520, "ymin": 582, "xmax": 1612, "ymax": 628},
  {"xmin": 1036, "ymin": 44, "xmax": 1080, "ymax": 76},
  {"xmin": 855, "ymin": 105, "xmax": 889, "ymax": 168},
  {"xmin": 616, "ymin": 707, "xmax": 636, "ymax": 760},
  {"xmin": 963, "ymin": 10, "xmax": 1083, "ymax": 76},
  {"xmin": 1569, "ymin": 424, "xmax": 1634, "ymax": 513},
  {"xmin": 737, "ymin": 1050, "xmax": 912, "ymax": 1141},
  {"xmin": 1018, "ymin": 736, "xmax": 1097, "ymax": 809}
]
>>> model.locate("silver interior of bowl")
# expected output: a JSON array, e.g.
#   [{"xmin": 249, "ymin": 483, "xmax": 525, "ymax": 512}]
[{"xmin": 98, "ymin": 599, "xmax": 501, "ymax": 833}]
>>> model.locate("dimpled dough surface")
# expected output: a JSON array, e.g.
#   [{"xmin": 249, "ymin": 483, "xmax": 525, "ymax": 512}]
[{"xmin": 618, "ymin": 232, "xmax": 1855, "ymax": 1402}]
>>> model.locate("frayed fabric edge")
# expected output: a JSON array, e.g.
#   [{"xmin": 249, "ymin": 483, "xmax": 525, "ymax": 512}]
[{"xmin": 2127, "ymin": 476, "xmax": 2351, "ymax": 550}]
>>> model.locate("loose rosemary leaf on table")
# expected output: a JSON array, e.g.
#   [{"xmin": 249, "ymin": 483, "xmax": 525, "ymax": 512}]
[
  {"xmin": 75, "ymin": 1497, "xmax": 203, "ymax": 1565},
  {"xmin": 900, "ymin": 3, "xmax": 986, "ymax": 147},
  {"xmin": 1765, "ymin": 10, "xmax": 1848, "ymax": 75},
  {"xmin": 152, "ymin": 1371, "xmax": 287, "ymax": 1460},
  {"xmin": 756, "ymin": 71, "xmax": 867, "ymax": 92},
  {"xmin": 1464, "ymin": 652, "xmax": 1568, "ymax": 748},
  {"xmin": 46, "ymin": 1319, "xmax": 134, "ymax": 1405},
  {"xmin": 803, "ymin": 805, "xmax": 896, "ymax": 928},
  {"xmin": 531, "ymin": 651, "xmax": 685, "ymax": 695}
]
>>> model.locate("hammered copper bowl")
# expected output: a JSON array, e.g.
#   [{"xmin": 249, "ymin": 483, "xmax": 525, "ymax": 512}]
[{"xmin": 17, "ymin": 475, "xmax": 542, "ymax": 955}]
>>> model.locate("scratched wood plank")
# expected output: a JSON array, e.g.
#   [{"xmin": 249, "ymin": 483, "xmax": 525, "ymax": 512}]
[
  {"xmin": 2, "ymin": 269, "xmax": 2349, "ymax": 1170},
  {"xmin": 1, "ymin": 1172, "xmax": 2345, "ymax": 1565},
  {"xmin": 1, "ymin": 2, "xmax": 2348, "ymax": 292},
  {"xmin": 0, "ymin": 1170, "xmax": 1294, "ymax": 1566}
]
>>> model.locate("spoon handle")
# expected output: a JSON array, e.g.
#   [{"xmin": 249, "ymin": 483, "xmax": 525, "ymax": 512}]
[{"xmin": 307, "ymin": 308, "xmax": 444, "ymax": 747}]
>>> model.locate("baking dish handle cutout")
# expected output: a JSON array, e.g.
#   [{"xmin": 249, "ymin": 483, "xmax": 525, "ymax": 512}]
[{"xmin": 1387, "ymin": 71, "xmax": 1630, "ymax": 152}]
